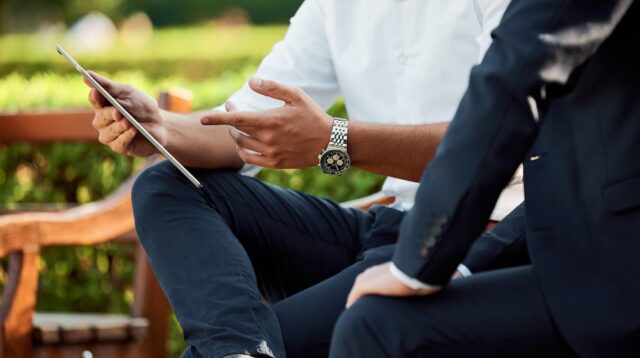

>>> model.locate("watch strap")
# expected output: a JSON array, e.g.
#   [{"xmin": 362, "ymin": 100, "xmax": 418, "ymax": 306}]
[{"xmin": 328, "ymin": 117, "xmax": 348, "ymax": 150}]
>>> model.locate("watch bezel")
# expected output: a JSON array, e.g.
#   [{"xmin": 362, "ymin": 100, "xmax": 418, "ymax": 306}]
[{"xmin": 319, "ymin": 148, "xmax": 351, "ymax": 176}]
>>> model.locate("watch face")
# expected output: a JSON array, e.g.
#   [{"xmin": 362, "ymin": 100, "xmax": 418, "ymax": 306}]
[{"xmin": 320, "ymin": 149, "xmax": 351, "ymax": 175}]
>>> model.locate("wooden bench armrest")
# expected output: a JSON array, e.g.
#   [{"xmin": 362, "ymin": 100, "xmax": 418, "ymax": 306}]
[
  {"xmin": 0, "ymin": 175, "xmax": 139, "ymax": 257},
  {"xmin": 341, "ymin": 192, "xmax": 395, "ymax": 211}
]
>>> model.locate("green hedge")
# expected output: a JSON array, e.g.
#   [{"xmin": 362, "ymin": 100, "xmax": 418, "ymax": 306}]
[{"xmin": 0, "ymin": 26, "xmax": 287, "ymax": 80}]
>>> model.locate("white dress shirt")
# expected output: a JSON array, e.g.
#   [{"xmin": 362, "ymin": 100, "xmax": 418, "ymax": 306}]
[
  {"xmin": 392, "ymin": 0, "xmax": 513, "ymax": 284},
  {"xmin": 218, "ymin": 0, "xmax": 521, "ymax": 220}
]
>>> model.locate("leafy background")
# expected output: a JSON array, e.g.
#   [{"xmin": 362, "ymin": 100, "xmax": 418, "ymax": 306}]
[{"xmin": 0, "ymin": 3, "xmax": 385, "ymax": 356}]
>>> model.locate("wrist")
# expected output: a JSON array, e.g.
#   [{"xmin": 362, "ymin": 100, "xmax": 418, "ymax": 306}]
[
  {"xmin": 389, "ymin": 263, "xmax": 441, "ymax": 291},
  {"xmin": 158, "ymin": 110, "xmax": 176, "ymax": 150},
  {"xmin": 318, "ymin": 116, "xmax": 351, "ymax": 175},
  {"xmin": 313, "ymin": 113, "xmax": 334, "ymax": 161}
]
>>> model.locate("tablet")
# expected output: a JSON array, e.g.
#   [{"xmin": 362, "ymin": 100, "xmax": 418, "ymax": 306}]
[{"xmin": 56, "ymin": 44, "xmax": 203, "ymax": 189}]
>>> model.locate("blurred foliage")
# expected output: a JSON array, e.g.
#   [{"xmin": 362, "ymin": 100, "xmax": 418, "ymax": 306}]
[
  {"xmin": 1, "ymin": 0, "xmax": 303, "ymax": 32},
  {"xmin": 0, "ymin": 24, "xmax": 385, "ymax": 357},
  {"xmin": 36, "ymin": 244, "xmax": 137, "ymax": 313},
  {"xmin": 122, "ymin": 0, "xmax": 304, "ymax": 27},
  {"xmin": 0, "ymin": 25, "xmax": 287, "ymax": 80}
]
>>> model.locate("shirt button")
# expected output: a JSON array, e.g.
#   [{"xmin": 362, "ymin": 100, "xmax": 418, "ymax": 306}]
[
  {"xmin": 529, "ymin": 154, "xmax": 541, "ymax": 161},
  {"xmin": 399, "ymin": 54, "xmax": 409, "ymax": 65}
]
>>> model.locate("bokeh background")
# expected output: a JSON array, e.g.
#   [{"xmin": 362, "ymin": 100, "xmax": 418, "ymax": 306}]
[{"xmin": 0, "ymin": 0, "xmax": 384, "ymax": 355}]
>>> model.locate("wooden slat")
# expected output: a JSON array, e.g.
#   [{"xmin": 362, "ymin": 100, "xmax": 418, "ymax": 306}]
[
  {"xmin": 33, "ymin": 313, "xmax": 148, "ymax": 345},
  {"xmin": 158, "ymin": 88, "xmax": 193, "ymax": 114},
  {"xmin": 2, "ymin": 250, "xmax": 39, "ymax": 358},
  {"xmin": 132, "ymin": 248, "xmax": 170, "ymax": 358},
  {"xmin": 0, "ymin": 110, "xmax": 96, "ymax": 144}
]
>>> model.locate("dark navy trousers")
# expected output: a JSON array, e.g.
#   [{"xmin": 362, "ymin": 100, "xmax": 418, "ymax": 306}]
[
  {"xmin": 329, "ymin": 266, "xmax": 576, "ymax": 357},
  {"xmin": 131, "ymin": 161, "xmax": 402, "ymax": 358}
]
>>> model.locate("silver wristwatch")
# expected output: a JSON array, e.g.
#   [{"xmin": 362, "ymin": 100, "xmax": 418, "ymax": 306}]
[{"xmin": 318, "ymin": 117, "xmax": 351, "ymax": 175}]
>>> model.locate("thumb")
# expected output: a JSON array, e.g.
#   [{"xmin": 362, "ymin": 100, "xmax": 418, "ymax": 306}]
[{"xmin": 248, "ymin": 77, "xmax": 302, "ymax": 105}]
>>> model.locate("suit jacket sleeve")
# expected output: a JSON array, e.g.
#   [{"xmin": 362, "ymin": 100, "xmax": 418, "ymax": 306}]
[{"xmin": 393, "ymin": 0, "xmax": 635, "ymax": 286}]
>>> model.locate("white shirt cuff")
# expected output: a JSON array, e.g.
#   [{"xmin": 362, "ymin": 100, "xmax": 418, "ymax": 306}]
[
  {"xmin": 389, "ymin": 263, "xmax": 441, "ymax": 290},
  {"xmin": 456, "ymin": 264, "xmax": 473, "ymax": 277}
]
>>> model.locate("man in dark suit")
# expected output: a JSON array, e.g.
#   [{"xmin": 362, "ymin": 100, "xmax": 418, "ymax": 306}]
[{"xmin": 330, "ymin": 0, "xmax": 639, "ymax": 356}]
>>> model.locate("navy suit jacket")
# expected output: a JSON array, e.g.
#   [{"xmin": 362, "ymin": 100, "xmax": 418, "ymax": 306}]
[{"xmin": 393, "ymin": 0, "xmax": 639, "ymax": 355}]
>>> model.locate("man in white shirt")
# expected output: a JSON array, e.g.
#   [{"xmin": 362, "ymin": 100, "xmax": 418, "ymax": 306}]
[{"xmin": 86, "ymin": 0, "xmax": 516, "ymax": 357}]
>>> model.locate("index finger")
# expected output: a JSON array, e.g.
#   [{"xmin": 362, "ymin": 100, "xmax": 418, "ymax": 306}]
[{"xmin": 201, "ymin": 111, "xmax": 270, "ymax": 128}]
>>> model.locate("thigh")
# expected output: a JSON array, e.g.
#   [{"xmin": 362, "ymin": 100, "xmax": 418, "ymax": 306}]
[
  {"xmin": 194, "ymin": 168, "xmax": 374, "ymax": 301},
  {"xmin": 331, "ymin": 265, "xmax": 576, "ymax": 357},
  {"xmin": 273, "ymin": 245, "xmax": 395, "ymax": 358}
]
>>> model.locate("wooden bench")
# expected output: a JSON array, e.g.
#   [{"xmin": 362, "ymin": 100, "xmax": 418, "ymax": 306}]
[{"xmin": 0, "ymin": 90, "xmax": 192, "ymax": 358}]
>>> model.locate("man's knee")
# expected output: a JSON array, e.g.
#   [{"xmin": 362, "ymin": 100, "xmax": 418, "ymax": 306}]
[
  {"xmin": 131, "ymin": 161, "xmax": 184, "ymax": 216},
  {"xmin": 330, "ymin": 296, "xmax": 391, "ymax": 357},
  {"xmin": 131, "ymin": 163, "xmax": 241, "ymax": 229}
]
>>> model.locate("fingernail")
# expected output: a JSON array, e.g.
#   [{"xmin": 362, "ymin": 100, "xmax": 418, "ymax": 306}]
[
  {"xmin": 224, "ymin": 101, "xmax": 233, "ymax": 111},
  {"xmin": 249, "ymin": 77, "xmax": 263, "ymax": 88},
  {"xmin": 201, "ymin": 117, "xmax": 209, "ymax": 125}
]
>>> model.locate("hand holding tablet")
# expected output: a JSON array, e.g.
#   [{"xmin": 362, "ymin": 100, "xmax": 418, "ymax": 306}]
[{"xmin": 56, "ymin": 44, "xmax": 203, "ymax": 188}]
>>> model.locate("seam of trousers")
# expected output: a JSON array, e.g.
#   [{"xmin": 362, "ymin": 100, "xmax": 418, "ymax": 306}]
[{"xmin": 229, "ymin": 230, "xmax": 278, "ymax": 357}]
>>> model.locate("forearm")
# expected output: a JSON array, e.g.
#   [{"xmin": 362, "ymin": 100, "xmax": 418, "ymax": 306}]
[
  {"xmin": 163, "ymin": 110, "xmax": 244, "ymax": 170},
  {"xmin": 349, "ymin": 121, "xmax": 448, "ymax": 182}
]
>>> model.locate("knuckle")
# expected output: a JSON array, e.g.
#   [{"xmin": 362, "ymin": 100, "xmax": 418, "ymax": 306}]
[
  {"xmin": 264, "ymin": 118, "xmax": 279, "ymax": 130},
  {"xmin": 264, "ymin": 147, "xmax": 278, "ymax": 158},
  {"xmin": 270, "ymin": 157, "xmax": 283, "ymax": 167},
  {"xmin": 109, "ymin": 124, "xmax": 119, "ymax": 137},
  {"xmin": 293, "ymin": 87, "xmax": 304, "ymax": 97},
  {"xmin": 121, "ymin": 84, "xmax": 134, "ymax": 94},
  {"xmin": 91, "ymin": 116, "xmax": 100, "ymax": 128},
  {"xmin": 264, "ymin": 80, "xmax": 276, "ymax": 91},
  {"xmin": 272, "ymin": 117, "xmax": 284, "ymax": 127},
  {"xmin": 267, "ymin": 158, "xmax": 279, "ymax": 167},
  {"xmin": 235, "ymin": 135, "xmax": 246, "ymax": 146},
  {"xmin": 263, "ymin": 134, "xmax": 276, "ymax": 146},
  {"xmin": 231, "ymin": 113, "xmax": 243, "ymax": 126}
]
